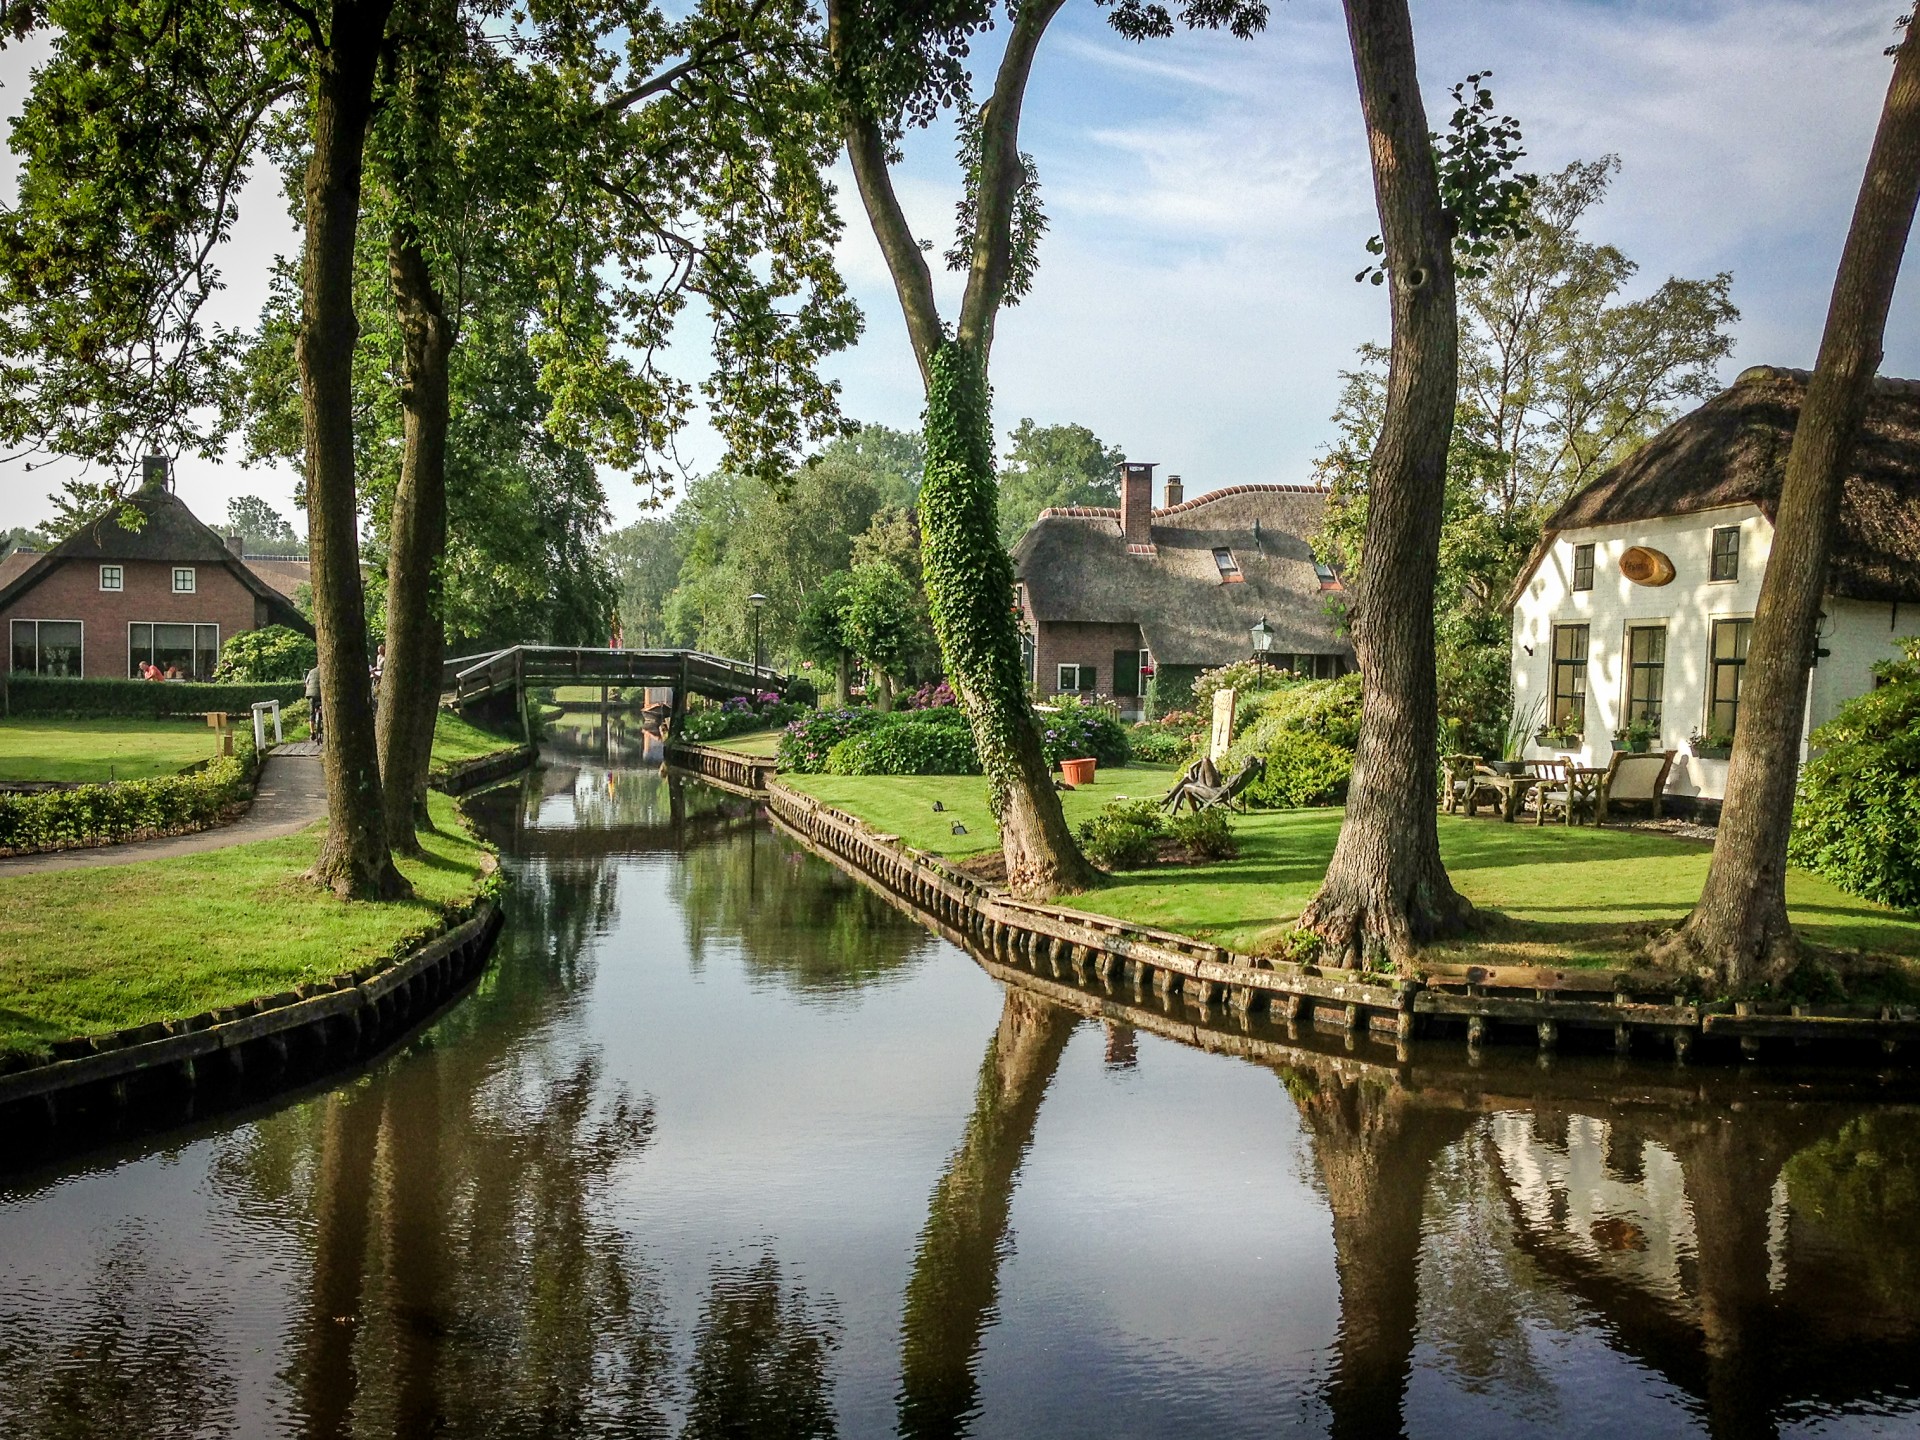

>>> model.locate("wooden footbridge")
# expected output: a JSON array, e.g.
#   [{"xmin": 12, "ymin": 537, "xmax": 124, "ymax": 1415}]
[{"xmin": 441, "ymin": 646, "xmax": 787, "ymax": 717}]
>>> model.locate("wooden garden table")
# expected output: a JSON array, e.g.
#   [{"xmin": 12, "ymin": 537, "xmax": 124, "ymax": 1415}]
[{"xmin": 1467, "ymin": 767, "xmax": 1538, "ymax": 822}]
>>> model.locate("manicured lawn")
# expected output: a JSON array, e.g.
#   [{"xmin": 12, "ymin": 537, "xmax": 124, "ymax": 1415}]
[
  {"xmin": 0, "ymin": 792, "xmax": 492, "ymax": 1062},
  {"xmin": 0, "ymin": 717, "xmax": 231, "ymax": 783},
  {"xmin": 710, "ymin": 729, "xmax": 784, "ymax": 756},
  {"xmin": 431, "ymin": 710, "xmax": 523, "ymax": 768},
  {"xmin": 781, "ymin": 770, "xmax": 1920, "ymax": 968}
]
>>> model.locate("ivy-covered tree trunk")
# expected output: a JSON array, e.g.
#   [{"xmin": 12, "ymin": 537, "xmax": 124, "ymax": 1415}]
[
  {"xmin": 302, "ymin": 0, "xmax": 408, "ymax": 899},
  {"xmin": 921, "ymin": 344, "xmax": 1098, "ymax": 895},
  {"xmin": 1657, "ymin": 23, "xmax": 1920, "ymax": 993},
  {"xmin": 1299, "ymin": 0, "xmax": 1471, "ymax": 969},
  {"xmin": 377, "ymin": 229, "xmax": 452, "ymax": 852}
]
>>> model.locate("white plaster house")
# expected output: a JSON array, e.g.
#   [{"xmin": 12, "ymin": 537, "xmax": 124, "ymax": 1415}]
[{"xmin": 1508, "ymin": 366, "xmax": 1920, "ymax": 811}]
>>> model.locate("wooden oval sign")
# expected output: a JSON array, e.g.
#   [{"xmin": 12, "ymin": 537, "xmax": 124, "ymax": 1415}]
[{"xmin": 1619, "ymin": 546, "xmax": 1676, "ymax": 586}]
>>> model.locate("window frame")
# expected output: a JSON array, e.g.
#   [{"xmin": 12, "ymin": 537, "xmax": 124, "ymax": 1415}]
[
  {"xmin": 1624, "ymin": 623, "xmax": 1667, "ymax": 729},
  {"xmin": 1550, "ymin": 623, "xmax": 1589, "ymax": 732},
  {"xmin": 128, "ymin": 620, "xmax": 220, "ymax": 680},
  {"xmin": 171, "ymin": 566, "xmax": 196, "ymax": 594},
  {"xmin": 1056, "ymin": 662, "xmax": 1092, "ymax": 693},
  {"xmin": 1708, "ymin": 617, "xmax": 1754, "ymax": 737},
  {"xmin": 1211, "ymin": 547, "xmax": 1243, "ymax": 583},
  {"xmin": 9, "ymin": 618, "xmax": 85, "ymax": 676},
  {"xmin": 1710, "ymin": 526, "xmax": 1740, "ymax": 583},
  {"xmin": 98, "ymin": 563, "xmax": 123, "ymax": 592},
  {"xmin": 1571, "ymin": 543, "xmax": 1595, "ymax": 593}
]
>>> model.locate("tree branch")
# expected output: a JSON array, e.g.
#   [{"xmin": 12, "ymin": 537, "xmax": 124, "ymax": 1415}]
[{"xmin": 836, "ymin": 105, "xmax": 943, "ymax": 380}]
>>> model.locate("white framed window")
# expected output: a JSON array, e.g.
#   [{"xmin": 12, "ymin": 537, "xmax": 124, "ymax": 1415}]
[
  {"xmin": 1056, "ymin": 663, "xmax": 1093, "ymax": 693},
  {"xmin": 1212, "ymin": 547, "xmax": 1243, "ymax": 582},
  {"xmin": 172, "ymin": 566, "xmax": 196, "ymax": 594},
  {"xmin": 99, "ymin": 564, "xmax": 123, "ymax": 592},
  {"xmin": 129, "ymin": 622, "xmax": 220, "ymax": 679},
  {"xmin": 9, "ymin": 618, "xmax": 84, "ymax": 676}
]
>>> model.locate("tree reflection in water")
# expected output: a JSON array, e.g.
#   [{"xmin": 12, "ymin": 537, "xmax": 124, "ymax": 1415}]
[{"xmin": 682, "ymin": 1254, "xmax": 840, "ymax": 1440}]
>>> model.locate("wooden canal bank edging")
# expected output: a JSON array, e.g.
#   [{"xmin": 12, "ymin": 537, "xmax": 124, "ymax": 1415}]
[
  {"xmin": 0, "ymin": 899, "xmax": 505, "ymax": 1139},
  {"xmin": 660, "ymin": 744, "xmax": 1920, "ymax": 1066},
  {"xmin": 432, "ymin": 744, "xmax": 539, "ymax": 795}
]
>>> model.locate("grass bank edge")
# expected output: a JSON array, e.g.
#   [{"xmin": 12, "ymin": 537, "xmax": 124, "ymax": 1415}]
[{"xmin": 0, "ymin": 790, "xmax": 499, "ymax": 1065}]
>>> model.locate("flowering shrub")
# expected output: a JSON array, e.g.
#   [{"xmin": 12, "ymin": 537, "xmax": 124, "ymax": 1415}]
[
  {"xmin": 779, "ymin": 708, "xmax": 886, "ymax": 771},
  {"xmin": 906, "ymin": 680, "xmax": 958, "ymax": 709},
  {"xmin": 826, "ymin": 719, "xmax": 980, "ymax": 776},
  {"xmin": 1038, "ymin": 696, "xmax": 1131, "ymax": 768},
  {"xmin": 1192, "ymin": 660, "xmax": 1287, "ymax": 709},
  {"xmin": 677, "ymin": 696, "xmax": 804, "ymax": 743}
]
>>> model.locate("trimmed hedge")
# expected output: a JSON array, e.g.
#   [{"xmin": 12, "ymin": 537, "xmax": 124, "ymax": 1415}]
[
  {"xmin": 825, "ymin": 716, "xmax": 981, "ymax": 776},
  {"xmin": 3, "ymin": 675, "xmax": 305, "ymax": 719},
  {"xmin": 0, "ymin": 734, "xmax": 259, "ymax": 855}
]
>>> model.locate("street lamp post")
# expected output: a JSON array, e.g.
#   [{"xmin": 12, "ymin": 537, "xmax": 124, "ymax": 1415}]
[
  {"xmin": 748, "ymin": 592, "xmax": 767, "ymax": 674},
  {"xmin": 1249, "ymin": 615, "xmax": 1274, "ymax": 672}
]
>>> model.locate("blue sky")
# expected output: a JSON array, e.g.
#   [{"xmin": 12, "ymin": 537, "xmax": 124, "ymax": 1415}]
[{"xmin": 1, "ymin": 0, "xmax": 1915, "ymax": 535}]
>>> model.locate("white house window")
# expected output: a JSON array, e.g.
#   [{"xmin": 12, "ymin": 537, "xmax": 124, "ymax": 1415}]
[
  {"xmin": 172, "ymin": 566, "xmax": 196, "ymax": 594},
  {"xmin": 129, "ymin": 622, "xmax": 219, "ymax": 679},
  {"xmin": 9, "ymin": 619, "xmax": 84, "ymax": 676},
  {"xmin": 1571, "ymin": 543, "xmax": 1595, "ymax": 592},
  {"xmin": 1212, "ymin": 547, "xmax": 1243, "ymax": 582},
  {"xmin": 99, "ymin": 564, "xmax": 123, "ymax": 592},
  {"xmin": 1710, "ymin": 526, "xmax": 1740, "ymax": 582},
  {"xmin": 1056, "ymin": 663, "xmax": 1093, "ymax": 693},
  {"xmin": 1709, "ymin": 619, "xmax": 1753, "ymax": 735},
  {"xmin": 1551, "ymin": 624, "xmax": 1589, "ymax": 731},
  {"xmin": 1625, "ymin": 624, "xmax": 1667, "ymax": 728}
]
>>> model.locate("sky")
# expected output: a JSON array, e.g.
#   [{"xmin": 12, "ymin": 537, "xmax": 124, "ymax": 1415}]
[{"xmin": 1, "ymin": 0, "xmax": 1915, "ymax": 540}]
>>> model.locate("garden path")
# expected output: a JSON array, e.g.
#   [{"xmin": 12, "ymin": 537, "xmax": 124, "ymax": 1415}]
[{"xmin": 0, "ymin": 751, "xmax": 328, "ymax": 877}]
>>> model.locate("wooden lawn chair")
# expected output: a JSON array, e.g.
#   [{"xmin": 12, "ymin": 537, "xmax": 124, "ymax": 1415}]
[
  {"xmin": 1528, "ymin": 756, "xmax": 1593, "ymax": 826},
  {"xmin": 1441, "ymin": 754, "xmax": 1484, "ymax": 814},
  {"xmin": 1596, "ymin": 750, "xmax": 1677, "ymax": 822}
]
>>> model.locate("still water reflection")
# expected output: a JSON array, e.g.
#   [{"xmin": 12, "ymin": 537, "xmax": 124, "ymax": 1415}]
[{"xmin": 3, "ymin": 719, "xmax": 1919, "ymax": 1438}]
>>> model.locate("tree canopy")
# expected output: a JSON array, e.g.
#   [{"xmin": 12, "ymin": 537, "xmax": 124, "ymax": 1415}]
[{"xmin": 995, "ymin": 418, "xmax": 1123, "ymax": 546}]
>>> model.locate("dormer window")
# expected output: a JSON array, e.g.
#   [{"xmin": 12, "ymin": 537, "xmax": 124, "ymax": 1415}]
[
  {"xmin": 1312, "ymin": 559, "xmax": 1341, "ymax": 591},
  {"xmin": 1212, "ymin": 547, "xmax": 1243, "ymax": 582}
]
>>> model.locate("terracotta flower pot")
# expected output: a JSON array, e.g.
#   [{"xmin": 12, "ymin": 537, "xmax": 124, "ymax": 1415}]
[{"xmin": 1059, "ymin": 757, "xmax": 1097, "ymax": 786}]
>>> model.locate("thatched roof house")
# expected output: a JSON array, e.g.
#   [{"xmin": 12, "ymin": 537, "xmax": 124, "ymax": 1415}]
[
  {"xmin": 1510, "ymin": 365, "xmax": 1920, "ymax": 606},
  {"xmin": 1013, "ymin": 465, "xmax": 1352, "ymax": 711}
]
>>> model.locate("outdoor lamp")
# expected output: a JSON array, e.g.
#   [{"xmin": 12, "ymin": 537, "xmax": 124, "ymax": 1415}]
[
  {"xmin": 1250, "ymin": 616, "xmax": 1274, "ymax": 664},
  {"xmin": 748, "ymin": 592, "xmax": 768, "ymax": 673}
]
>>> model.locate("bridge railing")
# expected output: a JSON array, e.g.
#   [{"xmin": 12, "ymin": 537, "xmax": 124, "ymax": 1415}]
[{"xmin": 447, "ymin": 645, "xmax": 788, "ymax": 703}]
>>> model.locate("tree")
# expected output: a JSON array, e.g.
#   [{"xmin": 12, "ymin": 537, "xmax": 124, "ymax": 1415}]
[
  {"xmin": 1, "ymin": 525, "xmax": 50, "ymax": 555},
  {"xmin": 1298, "ymin": 35, "xmax": 1531, "ymax": 967},
  {"xmin": 827, "ymin": 0, "xmax": 1264, "ymax": 895},
  {"xmin": 1657, "ymin": 14, "xmax": 1920, "ymax": 994},
  {"xmin": 840, "ymin": 560, "xmax": 919, "ymax": 709},
  {"xmin": 995, "ymin": 418, "xmax": 1123, "ymax": 546},
  {"xmin": 604, "ymin": 517, "xmax": 686, "ymax": 649},
  {"xmin": 1315, "ymin": 159, "xmax": 1737, "ymax": 756},
  {"xmin": 224, "ymin": 496, "xmax": 298, "ymax": 550}
]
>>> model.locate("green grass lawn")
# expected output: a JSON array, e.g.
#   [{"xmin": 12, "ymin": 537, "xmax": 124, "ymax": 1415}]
[
  {"xmin": 0, "ymin": 717, "xmax": 232, "ymax": 783},
  {"xmin": 0, "ymin": 792, "xmax": 491, "ymax": 1061},
  {"xmin": 709, "ymin": 729, "xmax": 784, "ymax": 756},
  {"xmin": 431, "ymin": 710, "xmax": 524, "ymax": 769},
  {"xmin": 781, "ymin": 768, "xmax": 1920, "ymax": 968}
]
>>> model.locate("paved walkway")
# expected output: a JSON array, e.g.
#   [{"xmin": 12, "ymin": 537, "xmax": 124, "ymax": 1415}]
[{"xmin": 0, "ymin": 750, "xmax": 329, "ymax": 877}]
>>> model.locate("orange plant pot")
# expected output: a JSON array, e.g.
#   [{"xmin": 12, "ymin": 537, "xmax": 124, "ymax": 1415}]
[{"xmin": 1059, "ymin": 757, "xmax": 1097, "ymax": 786}]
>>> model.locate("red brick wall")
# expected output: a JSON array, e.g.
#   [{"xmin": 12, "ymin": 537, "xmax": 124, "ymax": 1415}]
[
  {"xmin": 2, "ymin": 558, "xmax": 261, "ymax": 678},
  {"xmin": 1032, "ymin": 619, "xmax": 1145, "ymax": 701}
]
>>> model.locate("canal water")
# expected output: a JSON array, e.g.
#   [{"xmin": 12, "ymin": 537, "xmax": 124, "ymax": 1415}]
[{"xmin": 3, "ymin": 720, "xmax": 1919, "ymax": 1438}]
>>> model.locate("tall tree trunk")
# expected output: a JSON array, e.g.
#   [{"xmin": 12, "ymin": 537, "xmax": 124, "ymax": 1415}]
[
  {"xmin": 1659, "ymin": 24, "xmax": 1920, "ymax": 994},
  {"xmin": 829, "ymin": 0, "xmax": 1094, "ymax": 896},
  {"xmin": 378, "ymin": 228, "xmax": 452, "ymax": 853},
  {"xmin": 300, "ymin": 0, "xmax": 407, "ymax": 899},
  {"xmin": 874, "ymin": 668, "xmax": 894, "ymax": 713},
  {"xmin": 1299, "ymin": 0, "xmax": 1470, "ymax": 970},
  {"xmin": 921, "ymin": 342, "xmax": 1098, "ymax": 895},
  {"xmin": 834, "ymin": 648, "xmax": 850, "ymax": 708}
]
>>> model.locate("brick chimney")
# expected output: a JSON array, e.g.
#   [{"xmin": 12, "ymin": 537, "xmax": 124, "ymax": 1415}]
[
  {"xmin": 140, "ymin": 454, "xmax": 171, "ymax": 492},
  {"xmin": 224, "ymin": 532, "xmax": 246, "ymax": 557},
  {"xmin": 1164, "ymin": 474, "xmax": 1184, "ymax": 508},
  {"xmin": 1120, "ymin": 461, "xmax": 1156, "ymax": 551}
]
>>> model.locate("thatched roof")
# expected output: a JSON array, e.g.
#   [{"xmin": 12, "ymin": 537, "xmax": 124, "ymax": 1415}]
[
  {"xmin": 0, "ymin": 485, "xmax": 312, "ymax": 632},
  {"xmin": 1013, "ymin": 484, "xmax": 1353, "ymax": 667},
  {"xmin": 1514, "ymin": 365, "xmax": 1920, "ymax": 605}
]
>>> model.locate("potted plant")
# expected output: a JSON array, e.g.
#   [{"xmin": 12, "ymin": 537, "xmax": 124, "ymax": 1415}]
[
  {"xmin": 1612, "ymin": 718, "xmax": 1659, "ymax": 754},
  {"xmin": 1534, "ymin": 717, "xmax": 1584, "ymax": 749},
  {"xmin": 1491, "ymin": 695, "xmax": 1546, "ymax": 775},
  {"xmin": 1688, "ymin": 726, "xmax": 1734, "ymax": 760}
]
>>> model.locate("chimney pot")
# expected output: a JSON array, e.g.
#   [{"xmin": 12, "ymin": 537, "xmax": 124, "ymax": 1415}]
[
  {"xmin": 1120, "ymin": 461, "xmax": 1156, "ymax": 550},
  {"xmin": 1164, "ymin": 474, "xmax": 1184, "ymax": 508}
]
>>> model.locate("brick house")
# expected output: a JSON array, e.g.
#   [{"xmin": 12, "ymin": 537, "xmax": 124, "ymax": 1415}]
[
  {"xmin": 1, "ymin": 459, "xmax": 311, "ymax": 680},
  {"xmin": 1012, "ymin": 463, "xmax": 1354, "ymax": 716}
]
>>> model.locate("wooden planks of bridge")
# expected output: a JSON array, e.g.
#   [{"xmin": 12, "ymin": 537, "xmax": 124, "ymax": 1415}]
[{"xmin": 443, "ymin": 646, "xmax": 787, "ymax": 708}]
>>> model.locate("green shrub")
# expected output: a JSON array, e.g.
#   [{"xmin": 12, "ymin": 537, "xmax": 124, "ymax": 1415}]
[
  {"xmin": 825, "ymin": 717, "xmax": 981, "ymax": 776},
  {"xmin": 1076, "ymin": 798, "xmax": 1164, "ymax": 869},
  {"xmin": 1038, "ymin": 696, "xmax": 1131, "ymax": 768},
  {"xmin": 3, "ymin": 675, "xmax": 306, "ymax": 719},
  {"xmin": 1789, "ymin": 640, "xmax": 1920, "ymax": 910},
  {"xmin": 675, "ymin": 696, "xmax": 804, "ymax": 744},
  {"xmin": 1219, "ymin": 673, "xmax": 1362, "ymax": 808},
  {"xmin": 0, "ymin": 734, "xmax": 259, "ymax": 854},
  {"xmin": 779, "ymin": 707, "xmax": 885, "ymax": 772},
  {"xmin": 1242, "ymin": 730, "xmax": 1353, "ymax": 808},
  {"xmin": 1167, "ymin": 808, "xmax": 1238, "ymax": 859},
  {"xmin": 211, "ymin": 625, "xmax": 317, "ymax": 683},
  {"xmin": 1128, "ymin": 723, "xmax": 1196, "ymax": 765},
  {"xmin": 1192, "ymin": 659, "xmax": 1286, "ymax": 710}
]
